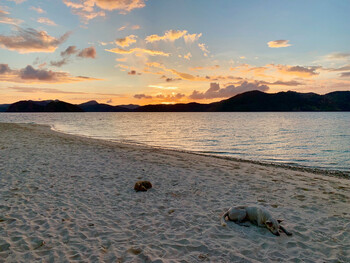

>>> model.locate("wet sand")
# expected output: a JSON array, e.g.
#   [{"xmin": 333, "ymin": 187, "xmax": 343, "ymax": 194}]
[{"xmin": 0, "ymin": 123, "xmax": 349, "ymax": 262}]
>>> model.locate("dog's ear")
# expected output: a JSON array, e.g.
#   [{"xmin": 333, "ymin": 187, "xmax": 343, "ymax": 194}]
[
  {"xmin": 277, "ymin": 219, "xmax": 283, "ymax": 224},
  {"xmin": 266, "ymin": 221, "xmax": 273, "ymax": 227}
]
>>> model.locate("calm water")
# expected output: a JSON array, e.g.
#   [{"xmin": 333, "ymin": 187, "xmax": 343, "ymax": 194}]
[{"xmin": 1, "ymin": 112, "xmax": 349, "ymax": 172}]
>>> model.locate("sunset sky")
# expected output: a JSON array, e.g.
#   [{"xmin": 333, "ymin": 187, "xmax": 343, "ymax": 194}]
[{"xmin": 1, "ymin": 0, "xmax": 350, "ymax": 105}]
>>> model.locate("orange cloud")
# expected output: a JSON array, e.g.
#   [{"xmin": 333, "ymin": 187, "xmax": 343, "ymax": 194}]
[
  {"xmin": 37, "ymin": 17, "xmax": 57, "ymax": 26},
  {"xmin": 267, "ymin": 40, "xmax": 291, "ymax": 48},
  {"xmin": 131, "ymin": 25, "xmax": 140, "ymax": 30},
  {"xmin": 118, "ymin": 24, "xmax": 140, "ymax": 31},
  {"xmin": 189, "ymin": 65, "xmax": 220, "ymax": 71},
  {"xmin": 145, "ymin": 30, "xmax": 188, "ymax": 43},
  {"xmin": 0, "ymin": 9, "xmax": 23, "ymax": 25},
  {"xmin": 184, "ymin": 52, "xmax": 192, "ymax": 60},
  {"xmin": 106, "ymin": 47, "xmax": 170, "ymax": 56},
  {"xmin": 30, "ymin": 6, "xmax": 46, "ymax": 14},
  {"xmin": 198, "ymin": 43, "xmax": 209, "ymax": 56},
  {"xmin": 0, "ymin": 27, "xmax": 70, "ymax": 53},
  {"xmin": 184, "ymin": 33, "xmax": 202, "ymax": 43},
  {"xmin": 63, "ymin": 0, "xmax": 144, "ymax": 22},
  {"xmin": 170, "ymin": 69, "xmax": 207, "ymax": 81},
  {"xmin": 115, "ymin": 35, "xmax": 137, "ymax": 47},
  {"xmin": 94, "ymin": 0, "xmax": 145, "ymax": 12}
]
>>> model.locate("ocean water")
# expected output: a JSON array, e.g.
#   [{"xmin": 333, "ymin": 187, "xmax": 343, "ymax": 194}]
[{"xmin": 1, "ymin": 112, "xmax": 349, "ymax": 173}]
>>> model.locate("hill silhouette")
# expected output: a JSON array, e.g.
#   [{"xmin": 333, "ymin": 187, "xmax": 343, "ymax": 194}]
[
  {"xmin": 7, "ymin": 100, "xmax": 83, "ymax": 112},
  {"xmin": 78, "ymin": 100, "xmax": 132, "ymax": 112},
  {"xmin": 2, "ymin": 90, "xmax": 350, "ymax": 112}
]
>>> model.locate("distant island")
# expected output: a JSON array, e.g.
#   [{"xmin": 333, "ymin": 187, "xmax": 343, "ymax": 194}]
[{"xmin": 1, "ymin": 90, "xmax": 350, "ymax": 112}]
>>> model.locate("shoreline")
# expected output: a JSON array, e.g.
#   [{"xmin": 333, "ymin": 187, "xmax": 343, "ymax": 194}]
[
  {"xmin": 1, "ymin": 122, "xmax": 349, "ymax": 262},
  {"xmin": 50, "ymin": 124, "xmax": 349, "ymax": 179}
]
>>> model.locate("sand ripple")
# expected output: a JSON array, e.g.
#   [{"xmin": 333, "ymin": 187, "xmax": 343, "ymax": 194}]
[{"xmin": 0, "ymin": 123, "xmax": 349, "ymax": 262}]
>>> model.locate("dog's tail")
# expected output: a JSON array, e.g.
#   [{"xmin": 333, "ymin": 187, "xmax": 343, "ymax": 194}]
[{"xmin": 221, "ymin": 211, "xmax": 229, "ymax": 226}]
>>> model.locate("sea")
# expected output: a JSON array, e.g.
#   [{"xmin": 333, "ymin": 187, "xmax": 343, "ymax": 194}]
[{"xmin": 1, "ymin": 112, "xmax": 349, "ymax": 173}]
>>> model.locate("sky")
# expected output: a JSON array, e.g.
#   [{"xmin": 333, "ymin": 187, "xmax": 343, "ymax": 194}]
[{"xmin": 1, "ymin": 0, "xmax": 350, "ymax": 105}]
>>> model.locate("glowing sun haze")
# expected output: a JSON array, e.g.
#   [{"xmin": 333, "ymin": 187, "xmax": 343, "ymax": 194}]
[{"xmin": 1, "ymin": 0, "xmax": 350, "ymax": 105}]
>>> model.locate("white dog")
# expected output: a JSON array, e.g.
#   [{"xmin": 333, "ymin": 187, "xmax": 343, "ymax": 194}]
[{"xmin": 221, "ymin": 206, "xmax": 292, "ymax": 236}]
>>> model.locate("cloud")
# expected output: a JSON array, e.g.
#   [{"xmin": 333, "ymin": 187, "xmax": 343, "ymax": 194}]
[
  {"xmin": 155, "ymin": 93, "xmax": 185, "ymax": 100},
  {"xmin": 267, "ymin": 40, "xmax": 291, "ymax": 48},
  {"xmin": 106, "ymin": 47, "xmax": 170, "ymax": 57},
  {"xmin": 145, "ymin": 62, "xmax": 212, "ymax": 81},
  {"xmin": 145, "ymin": 30, "xmax": 202, "ymax": 44},
  {"xmin": 118, "ymin": 25, "xmax": 127, "ymax": 31},
  {"xmin": 115, "ymin": 35, "xmax": 137, "ymax": 47},
  {"xmin": 0, "ymin": 9, "xmax": 23, "ymax": 25},
  {"xmin": 117, "ymin": 64, "xmax": 129, "ymax": 70},
  {"xmin": 8, "ymin": 86, "xmax": 87, "ymax": 94},
  {"xmin": 51, "ymin": 46, "xmax": 78, "ymax": 67},
  {"xmin": 189, "ymin": 82, "xmax": 269, "ymax": 100},
  {"xmin": 131, "ymin": 24, "xmax": 140, "ymax": 30},
  {"xmin": 6, "ymin": 0, "xmax": 26, "ymax": 4},
  {"xmin": 51, "ymin": 46, "xmax": 96, "ymax": 67},
  {"xmin": 170, "ymin": 69, "xmax": 207, "ymax": 81},
  {"xmin": 134, "ymin": 93, "xmax": 152, "ymax": 99},
  {"xmin": 198, "ymin": 43, "xmax": 209, "ymax": 56},
  {"xmin": 63, "ymin": 0, "xmax": 105, "ymax": 23},
  {"xmin": 145, "ymin": 30, "xmax": 188, "ymax": 43},
  {"xmin": 184, "ymin": 52, "xmax": 192, "ymax": 60},
  {"xmin": 184, "ymin": 33, "xmax": 202, "ymax": 43},
  {"xmin": 0, "ymin": 64, "xmax": 100, "ymax": 83},
  {"xmin": 160, "ymin": 75, "xmax": 181, "ymax": 82},
  {"xmin": 30, "ymin": 6, "xmax": 46, "ymax": 14},
  {"xmin": 128, "ymin": 70, "xmax": 141, "ymax": 75},
  {"xmin": 325, "ymin": 53, "xmax": 350, "ymax": 61},
  {"xmin": 20, "ymin": 65, "xmax": 64, "ymax": 81},
  {"xmin": 276, "ymin": 65, "xmax": 319, "ymax": 77},
  {"xmin": 0, "ymin": 27, "xmax": 70, "ymax": 53},
  {"xmin": 50, "ymin": 58, "xmax": 69, "ymax": 67},
  {"xmin": 93, "ymin": 0, "xmax": 145, "ymax": 12},
  {"xmin": 61, "ymin": 45, "xmax": 79, "ymax": 56},
  {"xmin": 63, "ymin": 0, "xmax": 145, "ymax": 22},
  {"xmin": 149, "ymin": 85, "xmax": 178, "ymax": 90},
  {"xmin": 78, "ymin": 46, "xmax": 96, "ymax": 58},
  {"xmin": 116, "ymin": 57, "xmax": 127, "ymax": 62},
  {"xmin": 37, "ymin": 17, "xmax": 57, "ymax": 26},
  {"xmin": 340, "ymin": 72, "xmax": 350, "ymax": 78},
  {"xmin": 0, "ymin": 64, "xmax": 11, "ymax": 74},
  {"xmin": 189, "ymin": 65, "xmax": 220, "ymax": 71},
  {"xmin": 328, "ymin": 65, "xmax": 350, "ymax": 72},
  {"xmin": 258, "ymin": 80, "xmax": 303, "ymax": 86},
  {"xmin": 8, "ymin": 86, "xmax": 120, "ymax": 96},
  {"xmin": 134, "ymin": 93, "xmax": 185, "ymax": 101}
]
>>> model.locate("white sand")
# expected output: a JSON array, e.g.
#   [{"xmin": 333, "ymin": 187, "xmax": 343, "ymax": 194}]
[{"xmin": 0, "ymin": 123, "xmax": 349, "ymax": 262}]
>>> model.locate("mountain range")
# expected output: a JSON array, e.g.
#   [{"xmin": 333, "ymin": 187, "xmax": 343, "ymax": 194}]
[{"xmin": 1, "ymin": 90, "xmax": 350, "ymax": 112}]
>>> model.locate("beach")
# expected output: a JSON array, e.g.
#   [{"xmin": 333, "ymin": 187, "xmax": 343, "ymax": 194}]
[{"xmin": 0, "ymin": 123, "xmax": 349, "ymax": 262}]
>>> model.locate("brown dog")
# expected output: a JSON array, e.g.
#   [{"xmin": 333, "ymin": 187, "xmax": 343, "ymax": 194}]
[{"xmin": 134, "ymin": 181, "xmax": 152, "ymax": 192}]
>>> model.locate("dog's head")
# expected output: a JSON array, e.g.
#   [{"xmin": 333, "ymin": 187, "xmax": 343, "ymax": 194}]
[{"xmin": 265, "ymin": 219, "xmax": 281, "ymax": 236}]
